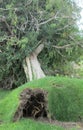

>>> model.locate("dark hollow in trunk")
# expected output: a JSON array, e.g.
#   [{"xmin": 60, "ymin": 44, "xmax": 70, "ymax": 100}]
[{"xmin": 13, "ymin": 88, "xmax": 48, "ymax": 121}]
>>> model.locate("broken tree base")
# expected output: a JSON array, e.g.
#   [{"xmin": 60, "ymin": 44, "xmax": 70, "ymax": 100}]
[{"xmin": 13, "ymin": 88, "xmax": 49, "ymax": 121}]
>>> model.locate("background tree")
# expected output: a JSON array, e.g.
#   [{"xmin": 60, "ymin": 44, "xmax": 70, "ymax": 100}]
[{"xmin": 0, "ymin": 0, "xmax": 83, "ymax": 89}]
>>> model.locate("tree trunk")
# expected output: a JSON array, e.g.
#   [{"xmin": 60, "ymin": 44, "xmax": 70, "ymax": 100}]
[{"xmin": 23, "ymin": 44, "xmax": 45, "ymax": 81}]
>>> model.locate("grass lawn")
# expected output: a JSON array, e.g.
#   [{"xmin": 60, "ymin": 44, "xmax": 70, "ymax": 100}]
[{"xmin": 0, "ymin": 118, "xmax": 65, "ymax": 130}]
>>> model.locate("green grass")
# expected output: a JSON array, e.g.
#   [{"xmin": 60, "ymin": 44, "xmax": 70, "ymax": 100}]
[
  {"xmin": 0, "ymin": 76, "xmax": 83, "ymax": 130},
  {"xmin": 0, "ymin": 89, "xmax": 10, "ymax": 100},
  {"xmin": 49, "ymin": 85, "xmax": 83, "ymax": 121},
  {"xmin": 0, "ymin": 118, "xmax": 64, "ymax": 130}
]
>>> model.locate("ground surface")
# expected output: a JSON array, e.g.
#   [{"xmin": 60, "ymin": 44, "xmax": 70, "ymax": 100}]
[{"xmin": 38, "ymin": 118, "xmax": 83, "ymax": 130}]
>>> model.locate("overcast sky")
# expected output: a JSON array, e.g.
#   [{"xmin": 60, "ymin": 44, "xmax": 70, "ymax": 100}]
[{"xmin": 75, "ymin": 0, "xmax": 83, "ymax": 30}]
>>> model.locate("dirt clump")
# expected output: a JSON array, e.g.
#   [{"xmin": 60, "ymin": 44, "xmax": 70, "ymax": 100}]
[{"xmin": 13, "ymin": 88, "xmax": 48, "ymax": 121}]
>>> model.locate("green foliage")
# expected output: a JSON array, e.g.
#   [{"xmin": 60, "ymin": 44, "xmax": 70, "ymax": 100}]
[
  {"xmin": 0, "ymin": 0, "xmax": 82, "ymax": 88},
  {"xmin": 78, "ymin": 61, "xmax": 83, "ymax": 77},
  {"xmin": 55, "ymin": 58, "xmax": 83, "ymax": 78}
]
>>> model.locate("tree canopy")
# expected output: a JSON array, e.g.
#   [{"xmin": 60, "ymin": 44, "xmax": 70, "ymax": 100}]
[{"xmin": 0, "ymin": 0, "xmax": 83, "ymax": 89}]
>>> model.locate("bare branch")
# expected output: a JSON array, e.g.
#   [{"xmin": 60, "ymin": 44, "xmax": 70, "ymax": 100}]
[
  {"xmin": 52, "ymin": 44, "xmax": 71, "ymax": 49},
  {"xmin": 0, "ymin": 16, "xmax": 5, "ymax": 22},
  {"xmin": 29, "ymin": 12, "xmax": 39, "ymax": 31},
  {"xmin": 0, "ymin": 7, "xmax": 18, "ymax": 11},
  {"xmin": 39, "ymin": 16, "xmax": 56, "ymax": 26},
  {"xmin": 53, "ymin": 36, "xmax": 83, "ymax": 50},
  {"xmin": 0, "ymin": 36, "xmax": 11, "ymax": 42},
  {"xmin": 56, "ymin": 25, "xmax": 70, "ymax": 32},
  {"xmin": 39, "ymin": 11, "xmax": 59, "ymax": 26},
  {"xmin": 34, "ymin": 17, "xmax": 39, "ymax": 31},
  {"xmin": 0, "ymin": 50, "xmax": 2, "ymax": 53},
  {"xmin": 25, "ymin": 0, "xmax": 32, "ymax": 7},
  {"xmin": 34, "ymin": 43, "xmax": 44, "ymax": 56},
  {"xmin": 69, "ymin": 36, "xmax": 83, "ymax": 48},
  {"xmin": 39, "ymin": 11, "xmax": 74, "ymax": 27},
  {"xmin": 0, "ymin": 8, "xmax": 12, "ymax": 11},
  {"xmin": 56, "ymin": 49, "xmax": 66, "ymax": 58},
  {"xmin": 4, "ymin": 21, "xmax": 14, "ymax": 35},
  {"xmin": 0, "ymin": 16, "xmax": 14, "ymax": 35}
]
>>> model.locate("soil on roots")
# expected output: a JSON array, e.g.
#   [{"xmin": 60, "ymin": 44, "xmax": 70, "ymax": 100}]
[{"xmin": 13, "ymin": 88, "xmax": 48, "ymax": 121}]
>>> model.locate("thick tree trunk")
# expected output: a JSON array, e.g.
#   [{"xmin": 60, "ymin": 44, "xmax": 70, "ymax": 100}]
[{"xmin": 23, "ymin": 44, "xmax": 45, "ymax": 81}]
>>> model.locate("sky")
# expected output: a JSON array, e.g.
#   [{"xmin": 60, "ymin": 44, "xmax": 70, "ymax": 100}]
[{"xmin": 75, "ymin": 0, "xmax": 83, "ymax": 30}]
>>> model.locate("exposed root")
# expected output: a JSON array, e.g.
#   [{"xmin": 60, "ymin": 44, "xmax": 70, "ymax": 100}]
[{"xmin": 13, "ymin": 88, "xmax": 48, "ymax": 121}]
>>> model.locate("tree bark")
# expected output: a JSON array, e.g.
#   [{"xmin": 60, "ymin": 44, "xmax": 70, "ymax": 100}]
[{"xmin": 23, "ymin": 44, "xmax": 45, "ymax": 81}]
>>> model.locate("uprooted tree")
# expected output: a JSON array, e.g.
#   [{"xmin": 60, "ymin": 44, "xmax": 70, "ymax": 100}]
[
  {"xmin": 0, "ymin": 0, "xmax": 83, "ymax": 89},
  {"xmin": 13, "ymin": 88, "xmax": 48, "ymax": 121}
]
